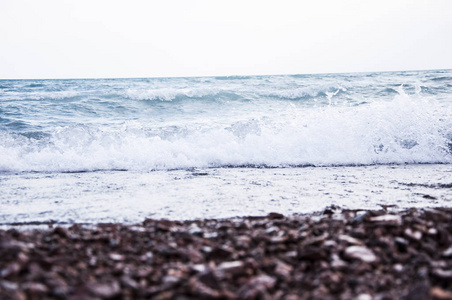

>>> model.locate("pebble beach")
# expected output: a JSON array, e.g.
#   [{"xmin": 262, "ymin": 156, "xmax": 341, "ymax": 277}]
[
  {"xmin": 1, "ymin": 70, "xmax": 451, "ymax": 299},
  {"xmin": 2, "ymin": 207, "xmax": 452, "ymax": 299}
]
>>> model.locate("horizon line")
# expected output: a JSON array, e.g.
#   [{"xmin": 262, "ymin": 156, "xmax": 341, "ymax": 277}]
[{"xmin": 1, "ymin": 68, "xmax": 450, "ymax": 81}]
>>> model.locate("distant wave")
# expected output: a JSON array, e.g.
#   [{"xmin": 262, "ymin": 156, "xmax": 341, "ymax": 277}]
[
  {"xmin": 124, "ymin": 87, "xmax": 220, "ymax": 101},
  {"xmin": 123, "ymin": 84, "xmax": 351, "ymax": 102},
  {"xmin": 430, "ymin": 76, "xmax": 452, "ymax": 82},
  {"xmin": 26, "ymin": 83, "xmax": 46, "ymax": 88},
  {"xmin": 213, "ymin": 75, "xmax": 253, "ymax": 80},
  {"xmin": 259, "ymin": 85, "xmax": 348, "ymax": 100},
  {"xmin": 1, "ymin": 90, "xmax": 80, "ymax": 101}
]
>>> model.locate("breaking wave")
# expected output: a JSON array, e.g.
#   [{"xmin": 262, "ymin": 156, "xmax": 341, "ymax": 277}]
[{"xmin": 0, "ymin": 91, "xmax": 450, "ymax": 173}]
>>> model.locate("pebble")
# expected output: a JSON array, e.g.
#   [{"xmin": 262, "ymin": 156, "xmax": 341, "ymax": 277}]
[
  {"xmin": 344, "ymin": 246, "xmax": 378, "ymax": 263},
  {"xmin": 369, "ymin": 214, "xmax": 402, "ymax": 225}
]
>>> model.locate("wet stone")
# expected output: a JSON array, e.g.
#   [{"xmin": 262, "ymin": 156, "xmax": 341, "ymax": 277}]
[
  {"xmin": 369, "ymin": 214, "xmax": 402, "ymax": 226},
  {"xmin": 275, "ymin": 261, "xmax": 293, "ymax": 280},
  {"xmin": 197, "ymin": 270, "xmax": 221, "ymax": 290},
  {"xmin": 298, "ymin": 246, "xmax": 327, "ymax": 261},
  {"xmin": 108, "ymin": 253, "xmax": 124, "ymax": 261},
  {"xmin": 120, "ymin": 275, "xmax": 138, "ymax": 290},
  {"xmin": 266, "ymin": 212, "xmax": 284, "ymax": 220},
  {"xmin": 217, "ymin": 261, "xmax": 245, "ymax": 274},
  {"xmin": 208, "ymin": 246, "xmax": 233, "ymax": 260},
  {"xmin": 431, "ymin": 286, "xmax": 452, "ymax": 300},
  {"xmin": 352, "ymin": 211, "xmax": 369, "ymax": 224},
  {"xmin": 432, "ymin": 269, "xmax": 452, "ymax": 279},
  {"xmin": 339, "ymin": 234, "xmax": 364, "ymax": 246},
  {"xmin": 156, "ymin": 219, "xmax": 176, "ymax": 232},
  {"xmin": 395, "ymin": 237, "xmax": 409, "ymax": 252},
  {"xmin": 22, "ymin": 282, "xmax": 48, "ymax": 294},
  {"xmin": 405, "ymin": 228, "xmax": 423, "ymax": 240},
  {"xmin": 441, "ymin": 246, "xmax": 452, "ymax": 258},
  {"xmin": 238, "ymin": 275, "xmax": 277, "ymax": 299},
  {"xmin": 188, "ymin": 224, "xmax": 203, "ymax": 236},
  {"xmin": 0, "ymin": 280, "xmax": 19, "ymax": 291},
  {"xmin": 88, "ymin": 281, "xmax": 120, "ymax": 298},
  {"xmin": 344, "ymin": 246, "xmax": 378, "ymax": 263},
  {"xmin": 188, "ymin": 276, "xmax": 222, "ymax": 299}
]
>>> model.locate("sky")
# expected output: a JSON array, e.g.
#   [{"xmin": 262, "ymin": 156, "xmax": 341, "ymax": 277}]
[{"xmin": 0, "ymin": 0, "xmax": 451, "ymax": 79}]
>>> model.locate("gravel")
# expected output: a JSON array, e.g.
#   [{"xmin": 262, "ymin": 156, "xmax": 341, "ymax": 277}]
[{"xmin": 1, "ymin": 207, "xmax": 452, "ymax": 299}]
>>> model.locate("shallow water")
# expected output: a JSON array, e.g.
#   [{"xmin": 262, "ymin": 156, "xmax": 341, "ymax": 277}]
[{"xmin": 1, "ymin": 164, "xmax": 451, "ymax": 224}]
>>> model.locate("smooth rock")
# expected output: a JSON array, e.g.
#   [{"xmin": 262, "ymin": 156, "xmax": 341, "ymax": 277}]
[
  {"xmin": 344, "ymin": 246, "xmax": 377, "ymax": 263},
  {"xmin": 369, "ymin": 214, "xmax": 402, "ymax": 226}
]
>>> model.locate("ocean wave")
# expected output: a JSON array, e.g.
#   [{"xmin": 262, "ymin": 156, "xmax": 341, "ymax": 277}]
[
  {"xmin": 213, "ymin": 75, "xmax": 253, "ymax": 80},
  {"xmin": 430, "ymin": 76, "xmax": 452, "ymax": 82},
  {"xmin": 0, "ymin": 93, "xmax": 450, "ymax": 173},
  {"xmin": 124, "ymin": 87, "xmax": 221, "ymax": 101},
  {"xmin": 377, "ymin": 87, "xmax": 399, "ymax": 95},
  {"xmin": 1, "ymin": 90, "xmax": 80, "ymax": 101},
  {"xmin": 259, "ymin": 85, "xmax": 348, "ymax": 100},
  {"xmin": 26, "ymin": 83, "xmax": 46, "ymax": 88}
]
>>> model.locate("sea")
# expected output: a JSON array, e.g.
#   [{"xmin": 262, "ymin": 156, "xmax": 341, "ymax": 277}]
[{"xmin": 1, "ymin": 70, "xmax": 451, "ymax": 225}]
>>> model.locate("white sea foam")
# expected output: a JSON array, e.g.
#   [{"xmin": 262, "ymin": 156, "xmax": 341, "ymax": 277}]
[
  {"xmin": 0, "ymin": 92, "xmax": 450, "ymax": 173},
  {"xmin": 1, "ymin": 90, "xmax": 80, "ymax": 101},
  {"xmin": 124, "ymin": 87, "xmax": 220, "ymax": 101},
  {"xmin": 259, "ymin": 84, "xmax": 348, "ymax": 100},
  {"xmin": 2, "ymin": 164, "xmax": 451, "ymax": 223}
]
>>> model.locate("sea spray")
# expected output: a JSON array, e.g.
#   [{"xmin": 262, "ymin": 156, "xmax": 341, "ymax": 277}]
[
  {"xmin": 0, "ymin": 89, "xmax": 451, "ymax": 172},
  {"xmin": 0, "ymin": 70, "xmax": 451, "ymax": 173}
]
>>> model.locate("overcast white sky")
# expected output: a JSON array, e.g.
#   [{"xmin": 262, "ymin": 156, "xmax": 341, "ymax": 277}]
[{"xmin": 0, "ymin": 0, "xmax": 451, "ymax": 79}]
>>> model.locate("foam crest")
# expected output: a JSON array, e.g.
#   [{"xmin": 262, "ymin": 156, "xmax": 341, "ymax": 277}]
[
  {"xmin": 124, "ymin": 87, "xmax": 220, "ymax": 101},
  {"xmin": 0, "ymin": 93, "xmax": 450, "ymax": 173},
  {"xmin": 1, "ymin": 90, "xmax": 80, "ymax": 101},
  {"xmin": 259, "ymin": 84, "xmax": 348, "ymax": 100}
]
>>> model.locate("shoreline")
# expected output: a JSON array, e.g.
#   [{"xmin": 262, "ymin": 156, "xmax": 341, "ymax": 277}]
[
  {"xmin": 0, "ymin": 204, "xmax": 439, "ymax": 229},
  {"xmin": 2, "ymin": 164, "xmax": 452, "ymax": 224},
  {"xmin": 2, "ymin": 207, "xmax": 452, "ymax": 299}
]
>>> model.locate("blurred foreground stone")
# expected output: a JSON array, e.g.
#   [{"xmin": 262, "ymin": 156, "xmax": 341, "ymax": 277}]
[{"xmin": 1, "ymin": 207, "xmax": 452, "ymax": 299}]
